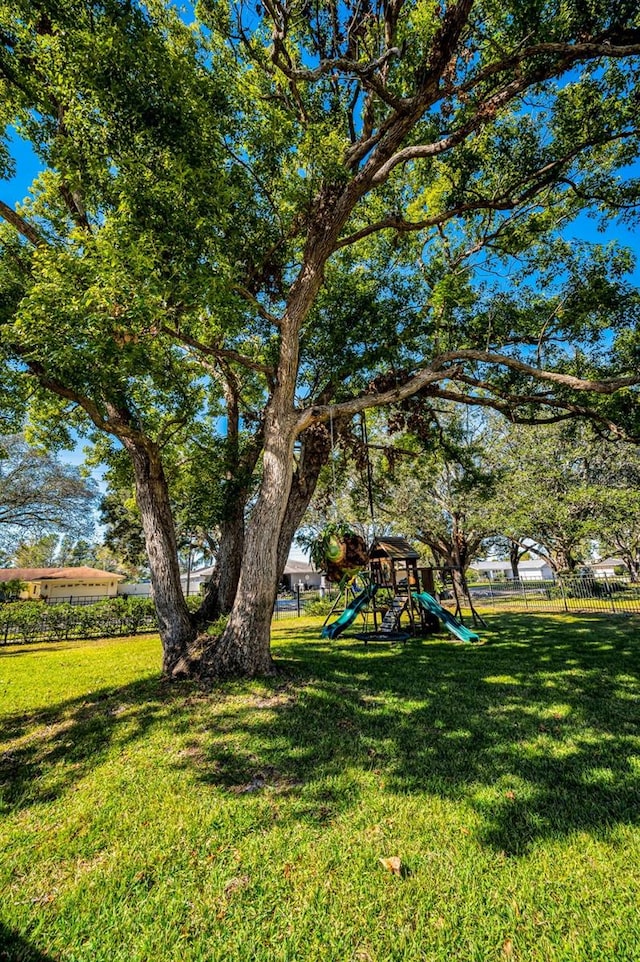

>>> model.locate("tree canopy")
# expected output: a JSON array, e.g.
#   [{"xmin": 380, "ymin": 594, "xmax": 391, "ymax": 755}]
[{"xmin": 1, "ymin": 0, "xmax": 640, "ymax": 677}]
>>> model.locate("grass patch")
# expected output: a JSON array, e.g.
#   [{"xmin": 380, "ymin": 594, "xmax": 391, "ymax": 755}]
[{"xmin": 2, "ymin": 614, "xmax": 640, "ymax": 961}]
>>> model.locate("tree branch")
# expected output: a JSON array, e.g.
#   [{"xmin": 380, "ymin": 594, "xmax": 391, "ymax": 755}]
[
  {"xmin": 22, "ymin": 360, "xmax": 151, "ymax": 447},
  {"xmin": 437, "ymin": 349, "xmax": 640, "ymax": 394},
  {"xmin": 0, "ymin": 200, "xmax": 46, "ymax": 247},
  {"xmin": 161, "ymin": 325, "xmax": 275, "ymax": 380},
  {"xmin": 232, "ymin": 284, "xmax": 282, "ymax": 328},
  {"xmin": 297, "ymin": 347, "xmax": 639, "ymax": 440},
  {"xmin": 296, "ymin": 364, "xmax": 459, "ymax": 432}
]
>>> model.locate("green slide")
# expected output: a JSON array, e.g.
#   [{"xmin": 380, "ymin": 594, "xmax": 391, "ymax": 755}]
[
  {"xmin": 322, "ymin": 584, "xmax": 378, "ymax": 640},
  {"xmin": 412, "ymin": 591, "xmax": 479, "ymax": 643}
]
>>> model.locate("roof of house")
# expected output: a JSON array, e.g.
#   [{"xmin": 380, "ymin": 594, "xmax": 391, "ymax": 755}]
[
  {"xmin": 180, "ymin": 565, "xmax": 215, "ymax": 579},
  {"xmin": 180, "ymin": 559, "xmax": 319, "ymax": 579},
  {"xmin": 370, "ymin": 537, "xmax": 420, "ymax": 561},
  {"xmin": 283, "ymin": 559, "xmax": 318, "ymax": 575},
  {"xmin": 0, "ymin": 567, "xmax": 125, "ymax": 583},
  {"xmin": 590, "ymin": 557, "xmax": 625, "ymax": 568}
]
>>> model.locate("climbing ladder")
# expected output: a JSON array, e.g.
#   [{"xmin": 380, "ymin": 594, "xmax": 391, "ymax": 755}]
[{"xmin": 378, "ymin": 595, "xmax": 409, "ymax": 633}]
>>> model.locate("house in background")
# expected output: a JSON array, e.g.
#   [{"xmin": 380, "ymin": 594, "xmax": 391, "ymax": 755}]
[
  {"xmin": 281, "ymin": 559, "xmax": 322, "ymax": 591},
  {"xmin": 470, "ymin": 558, "xmax": 554, "ymax": 582},
  {"xmin": 0, "ymin": 567, "xmax": 125, "ymax": 603},
  {"xmin": 117, "ymin": 581, "xmax": 153, "ymax": 597},
  {"xmin": 588, "ymin": 557, "xmax": 627, "ymax": 579},
  {"xmin": 180, "ymin": 565, "xmax": 215, "ymax": 596},
  {"xmin": 177, "ymin": 559, "xmax": 323, "ymax": 596}
]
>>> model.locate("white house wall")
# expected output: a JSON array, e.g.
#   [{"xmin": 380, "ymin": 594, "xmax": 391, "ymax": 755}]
[{"xmin": 42, "ymin": 581, "xmax": 118, "ymax": 600}]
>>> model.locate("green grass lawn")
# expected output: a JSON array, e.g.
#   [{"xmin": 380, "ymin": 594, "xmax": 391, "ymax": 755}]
[{"xmin": 2, "ymin": 613, "xmax": 640, "ymax": 961}]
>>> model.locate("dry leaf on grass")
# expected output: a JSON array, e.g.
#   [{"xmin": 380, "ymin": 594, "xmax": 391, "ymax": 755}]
[
  {"xmin": 229, "ymin": 775, "xmax": 266, "ymax": 794},
  {"xmin": 502, "ymin": 937, "xmax": 515, "ymax": 958},
  {"xmin": 224, "ymin": 875, "xmax": 250, "ymax": 896},
  {"xmin": 379, "ymin": 855, "xmax": 402, "ymax": 876}
]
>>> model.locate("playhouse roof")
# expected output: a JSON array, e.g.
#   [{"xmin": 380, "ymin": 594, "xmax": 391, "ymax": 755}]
[{"xmin": 369, "ymin": 538, "xmax": 420, "ymax": 561}]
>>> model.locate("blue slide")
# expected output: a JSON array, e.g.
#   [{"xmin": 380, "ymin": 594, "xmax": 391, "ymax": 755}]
[
  {"xmin": 322, "ymin": 584, "xmax": 378, "ymax": 640},
  {"xmin": 412, "ymin": 591, "xmax": 479, "ymax": 643}
]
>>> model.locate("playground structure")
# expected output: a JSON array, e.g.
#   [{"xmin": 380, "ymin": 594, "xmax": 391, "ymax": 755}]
[{"xmin": 321, "ymin": 537, "xmax": 483, "ymax": 643}]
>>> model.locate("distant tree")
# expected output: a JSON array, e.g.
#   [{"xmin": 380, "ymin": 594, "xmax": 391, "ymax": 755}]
[
  {"xmin": 12, "ymin": 533, "xmax": 59, "ymax": 568},
  {"xmin": 377, "ymin": 411, "xmax": 498, "ymax": 603},
  {"xmin": 0, "ymin": 435, "xmax": 98, "ymax": 558},
  {"xmin": 99, "ymin": 491, "xmax": 148, "ymax": 574},
  {"xmin": 55, "ymin": 536, "xmax": 100, "ymax": 567},
  {"xmin": 0, "ymin": 576, "xmax": 25, "ymax": 600},
  {"xmin": 578, "ymin": 440, "xmax": 640, "ymax": 581},
  {"xmin": 593, "ymin": 488, "xmax": 640, "ymax": 581},
  {"xmin": 485, "ymin": 422, "xmax": 640, "ymax": 574}
]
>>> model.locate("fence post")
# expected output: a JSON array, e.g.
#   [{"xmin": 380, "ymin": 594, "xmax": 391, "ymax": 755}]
[
  {"xmin": 519, "ymin": 579, "xmax": 529, "ymax": 609},
  {"xmin": 296, "ymin": 584, "xmax": 301, "ymax": 616},
  {"xmin": 604, "ymin": 574, "xmax": 617, "ymax": 613},
  {"xmin": 559, "ymin": 577, "xmax": 569, "ymax": 612}
]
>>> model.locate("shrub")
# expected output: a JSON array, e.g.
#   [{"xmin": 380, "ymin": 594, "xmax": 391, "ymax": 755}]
[
  {"xmin": 303, "ymin": 597, "xmax": 337, "ymax": 616},
  {"xmin": 0, "ymin": 597, "xmax": 157, "ymax": 645}
]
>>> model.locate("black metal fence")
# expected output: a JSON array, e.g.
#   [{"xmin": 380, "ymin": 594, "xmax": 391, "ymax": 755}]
[
  {"xmin": 0, "ymin": 600, "xmax": 157, "ymax": 646},
  {"xmin": 272, "ymin": 586, "xmax": 337, "ymax": 620},
  {"xmin": 470, "ymin": 576, "xmax": 640, "ymax": 615},
  {"xmin": 42, "ymin": 594, "xmax": 120, "ymax": 606},
  {"xmin": 1, "ymin": 588, "xmax": 333, "ymax": 645},
  {"xmin": 4, "ymin": 577, "xmax": 635, "ymax": 647}
]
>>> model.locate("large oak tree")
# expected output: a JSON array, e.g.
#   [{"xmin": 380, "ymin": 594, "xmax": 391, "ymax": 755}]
[{"xmin": 1, "ymin": 0, "xmax": 640, "ymax": 678}]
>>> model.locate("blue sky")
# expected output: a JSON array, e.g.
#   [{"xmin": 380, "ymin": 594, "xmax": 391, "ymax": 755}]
[{"xmin": 3, "ymin": 131, "xmax": 43, "ymax": 204}]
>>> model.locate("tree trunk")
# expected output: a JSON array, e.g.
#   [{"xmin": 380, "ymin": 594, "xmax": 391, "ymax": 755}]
[
  {"xmin": 201, "ymin": 422, "xmax": 329, "ymax": 680},
  {"xmin": 509, "ymin": 540, "xmax": 521, "ymax": 580},
  {"xmin": 194, "ymin": 499, "xmax": 245, "ymax": 626},
  {"xmin": 125, "ymin": 439, "xmax": 196, "ymax": 676},
  {"xmin": 276, "ymin": 423, "xmax": 331, "ymax": 579},
  {"xmin": 622, "ymin": 553, "xmax": 640, "ymax": 582},
  {"xmin": 193, "ymin": 383, "xmax": 263, "ymax": 627},
  {"xmin": 450, "ymin": 516, "xmax": 479, "ymax": 610},
  {"xmin": 187, "ymin": 201, "xmax": 358, "ymax": 680},
  {"xmin": 450, "ymin": 565, "xmax": 470, "ymax": 606},
  {"xmin": 552, "ymin": 547, "xmax": 579, "ymax": 573},
  {"xmin": 199, "ymin": 407, "xmax": 298, "ymax": 678}
]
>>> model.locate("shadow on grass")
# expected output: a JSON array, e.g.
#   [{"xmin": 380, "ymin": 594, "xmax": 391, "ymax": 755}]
[
  {"xmin": 0, "ymin": 922, "xmax": 55, "ymax": 961},
  {"xmin": 2, "ymin": 613, "xmax": 640, "ymax": 855}
]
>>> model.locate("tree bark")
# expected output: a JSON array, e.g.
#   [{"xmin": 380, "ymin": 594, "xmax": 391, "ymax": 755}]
[
  {"xmin": 552, "ymin": 547, "xmax": 579, "ymax": 573},
  {"xmin": 193, "ymin": 372, "xmax": 263, "ymax": 627},
  {"xmin": 450, "ymin": 565, "xmax": 470, "ymax": 607},
  {"xmin": 509, "ymin": 540, "xmax": 521, "ymax": 580},
  {"xmin": 199, "ymin": 407, "xmax": 299, "ymax": 678},
  {"xmin": 124, "ymin": 438, "xmax": 196, "ymax": 675},
  {"xmin": 621, "ymin": 553, "xmax": 640, "ymax": 582},
  {"xmin": 192, "ymin": 505, "xmax": 245, "ymax": 627},
  {"xmin": 276, "ymin": 422, "xmax": 332, "ymax": 579}
]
